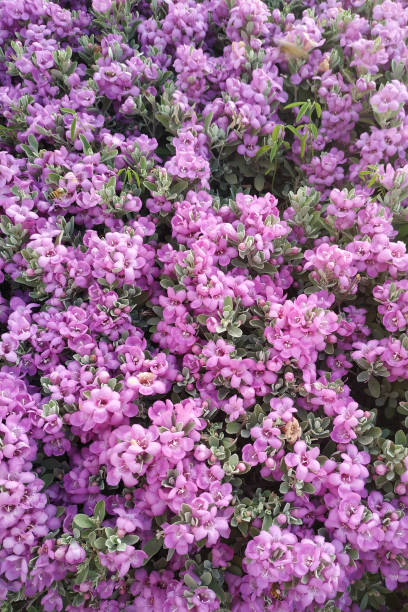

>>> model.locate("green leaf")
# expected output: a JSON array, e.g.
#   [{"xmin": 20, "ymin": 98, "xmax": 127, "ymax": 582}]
[
  {"xmin": 296, "ymin": 101, "xmax": 310, "ymax": 123},
  {"xmin": 237, "ymin": 522, "xmax": 249, "ymax": 536},
  {"xmin": 143, "ymin": 536, "xmax": 164, "ymax": 563},
  {"xmin": 79, "ymin": 134, "xmax": 92, "ymax": 154},
  {"xmin": 223, "ymin": 437, "xmax": 235, "ymax": 449},
  {"xmin": 210, "ymin": 579, "xmax": 228, "ymax": 603},
  {"xmin": 93, "ymin": 500, "xmax": 106, "ymax": 523},
  {"xmin": 271, "ymin": 123, "xmax": 284, "ymax": 141},
  {"xmin": 204, "ymin": 111, "xmax": 213, "ymax": 133},
  {"xmin": 184, "ymin": 574, "xmax": 199, "ymax": 590},
  {"xmin": 160, "ymin": 278, "xmax": 174, "ymax": 289},
  {"xmin": 94, "ymin": 537, "xmax": 107, "ymax": 550},
  {"xmin": 28, "ymin": 134, "xmax": 38, "ymax": 153},
  {"xmin": 230, "ymin": 258, "xmax": 248, "ymax": 269},
  {"xmin": 284, "ymin": 102, "xmax": 302, "ymax": 109},
  {"xmin": 261, "ymin": 514, "xmax": 273, "ymax": 531},
  {"xmin": 217, "ymin": 388, "xmax": 230, "ymax": 401},
  {"xmin": 227, "ymin": 564, "xmax": 243, "ymax": 576},
  {"xmin": 398, "ymin": 403, "xmax": 408, "ymax": 416},
  {"xmin": 74, "ymin": 563, "xmax": 89, "ymax": 585},
  {"xmin": 226, "ymin": 422, "xmax": 242, "ymax": 434},
  {"xmin": 107, "ymin": 378, "xmax": 117, "ymax": 390},
  {"xmin": 368, "ymin": 376, "xmax": 381, "ymax": 398},
  {"xmin": 302, "ymin": 482, "xmax": 315, "ymax": 494},
  {"xmin": 228, "ymin": 326, "xmax": 242, "ymax": 338},
  {"xmin": 200, "ymin": 571, "xmax": 212, "ymax": 586},
  {"xmin": 255, "ymin": 144, "xmax": 271, "ymax": 158},
  {"xmin": 20, "ymin": 144, "xmax": 34, "ymax": 158},
  {"xmin": 40, "ymin": 473, "xmax": 54, "ymax": 490},
  {"xmin": 228, "ymin": 453, "xmax": 239, "ymax": 468},
  {"xmin": 285, "ymin": 124, "xmax": 301, "ymax": 138},
  {"xmin": 70, "ymin": 116, "xmax": 77, "ymax": 141},
  {"xmin": 73, "ymin": 514, "xmax": 95, "ymax": 529},
  {"xmin": 356, "ymin": 358, "xmax": 370, "ymax": 369},
  {"xmin": 357, "ymin": 371, "xmax": 370, "ymax": 383},
  {"xmin": 236, "ymin": 222, "xmax": 245, "ymax": 241},
  {"xmin": 46, "ymin": 172, "xmax": 61, "ymax": 185},
  {"xmin": 225, "ymin": 173, "xmax": 238, "ymax": 185},
  {"xmin": 60, "ymin": 107, "xmax": 76, "ymax": 114},
  {"xmin": 143, "ymin": 180, "xmax": 157, "ymax": 192},
  {"xmin": 395, "ymin": 430, "xmax": 406, "ymax": 446},
  {"xmin": 300, "ymin": 136, "xmax": 307, "ymax": 159},
  {"xmin": 170, "ymin": 180, "xmax": 189, "ymax": 195},
  {"xmin": 223, "ymin": 295, "xmax": 233, "ymax": 310},
  {"xmin": 254, "ymin": 174, "xmax": 265, "ymax": 192},
  {"xmin": 183, "ymin": 420, "xmax": 197, "ymax": 435},
  {"xmin": 123, "ymin": 534, "xmax": 140, "ymax": 545},
  {"xmin": 358, "ymin": 435, "xmax": 374, "ymax": 446}
]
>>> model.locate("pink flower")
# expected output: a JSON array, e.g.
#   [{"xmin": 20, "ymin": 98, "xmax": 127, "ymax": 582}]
[
  {"xmin": 163, "ymin": 523, "xmax": 194, "ymax": 556},
  {"xmin": 92, "ymin": 0, "xmax": 113, "ymax": 11},
  {"xmin": 65, "ymin": 542, "xmax": 86, "ymax": 565},
  {"xmin": 285, "ymin": 441, "xmax": 320, "ymax": 482},
  {"xmin": 127, "ymin": 372, "xmax": 167, "ymax": 395}
]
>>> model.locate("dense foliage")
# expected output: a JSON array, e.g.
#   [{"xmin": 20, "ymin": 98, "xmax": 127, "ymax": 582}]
[{"xmin": 1, "ymin": 0, "xmax": 408, "ymax": 610}]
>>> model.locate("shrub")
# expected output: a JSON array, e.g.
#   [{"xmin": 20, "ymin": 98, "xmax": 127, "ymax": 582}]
[{"xmin": 0, "ymin": 0, "xmax": 408, "ymax": 610}]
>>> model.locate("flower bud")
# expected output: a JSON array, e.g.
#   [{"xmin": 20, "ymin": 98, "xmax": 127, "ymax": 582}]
[
  {"xmin": 194, "ymin": 444, "xmax": 211, "ymax": 461},
  {"xmin": 65, "ymin": 542, "xmax": 86, "ymax": 565},
  {"xmin": 375, "ymin": 463, "xmax": 387, "ymax": 476}
]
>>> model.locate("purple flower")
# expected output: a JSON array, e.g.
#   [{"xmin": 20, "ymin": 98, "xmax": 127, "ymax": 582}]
[
  {"xmin": 285, "ymin": 441, "xmax": 320, "ymax": 482},
  {"xmin": 65, "ymin": 542, "xmax": 86, "ymax": 565},
  {"xmin": 163, "ymin": 523, "xmax": 194, "ymax": 556},
  {"xmin": 92, "ymin": 0, "xmax": 112, "ymax": 11},
  {"xmin": 41, "ymin": 590, "xmax": 63, "ymax": 612}
]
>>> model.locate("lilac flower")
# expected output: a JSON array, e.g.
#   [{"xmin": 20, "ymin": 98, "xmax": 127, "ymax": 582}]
[
  {"xmin": 41, "ymin": 590, "xmax": 63, "ymax": 612},
  {"xmin": 65, "ymin": 542, "xmax": 86, "ymax": 565},
  {"xmin": 163, "ymin": 523, "xmax": 194, "ymax": 556},
  {"xmin": 92, "ymin": 0, "xmax": 112, "ymax": 11},
  {"xmin": 285, "ymin": 441, "xmax": 320, "ymax": 482}
]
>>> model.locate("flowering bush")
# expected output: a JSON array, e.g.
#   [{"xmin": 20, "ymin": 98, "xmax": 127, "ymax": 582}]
[{"xmin": 1, "ymin": 0, "xmax": 408, "ymax": 610}]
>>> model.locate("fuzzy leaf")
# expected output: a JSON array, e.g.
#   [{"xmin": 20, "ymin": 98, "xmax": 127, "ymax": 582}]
[
  {"xmin": 368, "ymin": 376, "xmax": 381, "ymax": 398},
  {"xmin": 93, "ymin": 500, "xmax": 106, "ymax": 523},
  {"xmin": 73, "ymin": 514, "xmax": 95, "ymax": 529},
  {"xmin": 143, "ymin": 536, "xmax": 164, "ymax": 562}
]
